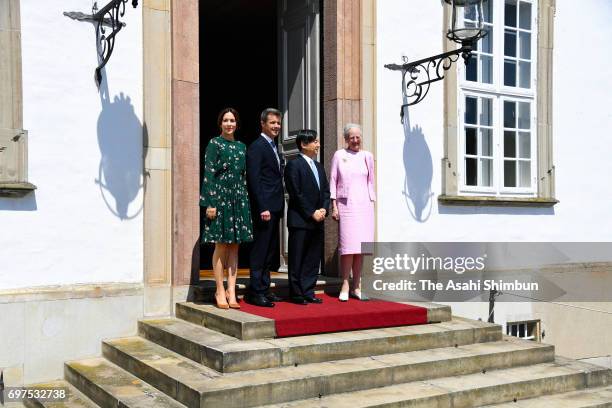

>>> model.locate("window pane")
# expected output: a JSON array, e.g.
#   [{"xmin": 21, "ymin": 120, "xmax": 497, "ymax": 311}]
[
  {"xmin": 466, "ymin": 57, "xmax": 478, "ymax": 82},
  {"xmin": 519, "ymin": 161, "xmax": 531, "ymax": 187},
  {"xmin": 511, "ymin": 324, "xmax": 518, "ymax": 336},
  {"xmin": 481, "ymin": 129, "xmax": 493, "ymax": 156},
  {"xmin": 483, "ymin": 0, "xmax": 493, "ymax": 23},
  {"xmin": 518, "ymin": 102, "xmax": 530, "ymax": 129},
  {"xmin": 504, "ymin": 60, "xmax": 517, "ymax": 86},
  {"xmin": 504, "ymin": 131, "xmax": 516, "ymax": 158},
  {"xmin": 466, "ymin": 128, "xmax": 477, "ymax": 155},
  {"xmin": 465, "ymin": 4, "xmax": 477, "ymax": 21},
  {"xmin": 519, "ymin": 2, "xmax": 532, "ymax": 29},
  {"xmin": 466, "ymin": 158, "xmax": 478, "ymax": 186},
  {"xmin": 480, "ymin": 55, "xmax": 493, "ymax": 84},
  {"xmin": 519, "ymin": 61, "xmax": 531, "ymax": 88},
  {"xmin": 519, "ymin": 32, "xmax": 531, "ymax": 59},
  {"xmin": 504, "ymin": 30, "xmax": 517, "ymax": 57},
  {"xmin": 481, "ymin": 159, "xmax": 493, "ymax": 186},
  {"xmin": 480, "ymin": 98, "xmax": 493, "ymax": 126},
  {"xmin": 504, "ymin": 160, "xmax": 517, "ymax": 187},
  {"xmin": 504, "ymin": 100, "xmax": 516, "ymax": 128},
  {"xmin": 519, "ymin": 324, "xmax": 525, "ymax": 338},
  {"xmin": 466, "ymin": 97, "xmax": 478, "ymax": 124},
  {"xmin": 481, "ymin": 26, "xmax": 493, "ymax": 54},
  {"xmin": 505, "ymin": 0, "xmax": 517, "ymax": 27},
  {"xmin": 519, "ymin": 132, "xmax": 531, "ymax": 158}
]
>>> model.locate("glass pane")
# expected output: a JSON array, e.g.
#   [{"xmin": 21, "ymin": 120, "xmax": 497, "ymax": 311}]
[
  {"xmin": 519, "ymin": 161, "xmax": 531, "ymax": 187},
  {"xmin": 480, "ymin": 55, "xmax": 493, "ymax": 84},
  {"xmin": 481, "ymin": 159, "xmax": 493, "ymax": 186},
  {"xmin": 465, "ymin": 4, "xmax": 477, "ymax": 21},
  {"xmin": 504, "ymin": 160, "xmax": 517, "ymax": 187},
  {"xmin": 504, "ymin": 30, "xmax": 517, "ymax": 57},
  {"xmin": 519, "ymin": 61, "xmax": 531, "ymax": 88},
  {"xmin": 519, "ymin": 2, "xmax": 532, "ymax": 29},
  {"xmin": 504, "ymin": 131, "xmax": 516, "ymax": 158},
  {"xmin": 466, "ymin": 57, "xmax": 478, "ymax": 82},
  {"xmin": 504, "ymin": 100, "xmax": 516, "ymax": 128},
  {"xmin": 520, "ymin": 32, "xmax": 531, "ymax": 59},
  {"xmin": 481, "ymin": 26, "xmax": 493, "ymax": 54},
  {"xmin": 511, "ymin": 324, "xmax": 518, "ymax": 336},
  {"xmin": 519, "ymin": 132, "xmax": 531, "ymax": 158},
  {"xmin": 483, "ymin": 0, "xmax": 493, "ymax": 23},
  {"xmin": 466, "ymin": 128, "xmax": 477, "ymax": 155},
  {"xmin": 518, "ymin": 102, "xmax": 530, "ymax": 129},
  {"xmin": 481, "ymin": 129, "xmax": 493, "ymax": 156},
  {"xmin": 466, "ymin": 97, "xmax": 478, "ymax": 124},
  {"xmin": 519, "ymin": 324, "xmax": 526, "ymax": 338},
  {"xmin": 505, "ymin": 0, "xmax": 517, "ymax": 27},
  {"xmin": 466, "ymin": 158, "xmax": 478, "ymax": 186},
  {"xmin": 504, "ymin": 60, "xmax": 517, "ymax": 86},
  {"xmin": 480, "ymin": 98, "xmax": 492, "ymax": 126}
]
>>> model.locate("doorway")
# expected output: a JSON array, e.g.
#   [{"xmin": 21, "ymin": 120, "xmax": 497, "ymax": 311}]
[{"xmin": 199, "ymin": 0, "xmax": 320, "ymax": 271}]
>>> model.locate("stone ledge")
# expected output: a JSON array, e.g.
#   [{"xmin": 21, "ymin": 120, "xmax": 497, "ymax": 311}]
[
  {"xmin": 0, "ymin": 282, "xmax": 144, "ymax": 304},
  {"xmin": 438, "ymin": 195, "xmax": 559, "ymax": 207},
  {"xmin": 0, "ymin": 182, "xmax": 37, "ymax": 197}
]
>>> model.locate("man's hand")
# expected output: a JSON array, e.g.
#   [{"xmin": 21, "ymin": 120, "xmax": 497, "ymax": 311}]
[
  {"xmin": 260, "ymin": 210, "xmax": 271, "ymax": 221},
  {"xmin": 206, "ymin": 207, "xmax": 217, "ymax": 220},
  {"xmin": 312, "ymin": 209, "xmax": 324, "ymax": 222}
]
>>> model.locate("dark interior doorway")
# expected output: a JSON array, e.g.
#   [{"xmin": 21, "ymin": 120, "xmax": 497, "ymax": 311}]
[{"xmin": 199, "ymin": 0, "xmax": 279, "ymax": 270}]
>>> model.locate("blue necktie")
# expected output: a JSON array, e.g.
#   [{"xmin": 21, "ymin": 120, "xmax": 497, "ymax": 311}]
[{"xmin": 310, "ymin": 160, "xmax": 320, "ymax": 188}]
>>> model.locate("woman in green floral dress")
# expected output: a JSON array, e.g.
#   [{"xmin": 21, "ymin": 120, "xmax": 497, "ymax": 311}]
[{"xmin": 200, "ymin": 108, "xmax": 253, "ymax": 309}]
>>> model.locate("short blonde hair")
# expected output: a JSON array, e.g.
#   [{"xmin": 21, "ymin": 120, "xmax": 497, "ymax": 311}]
[{"xmin": 343, "ymin": 123, "xmax": 362, "ymax": 139}]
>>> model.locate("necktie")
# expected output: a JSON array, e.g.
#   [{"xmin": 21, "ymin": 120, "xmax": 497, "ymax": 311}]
[
  {"xmin": 269, "ymin": 140, "xmax": 280, "ymax": 166},
  {"xmin": 310, "ymin": 160, "xmax": 320, "ymax": 188}
]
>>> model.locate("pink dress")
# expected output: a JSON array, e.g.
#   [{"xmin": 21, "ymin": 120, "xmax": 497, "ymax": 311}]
[{"xmin": 330, "ymin": 149, "xmax": 375, "ymax": 255}]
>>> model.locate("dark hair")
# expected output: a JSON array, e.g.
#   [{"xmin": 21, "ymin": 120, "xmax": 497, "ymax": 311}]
[
  {"xmin": 295, "ymin": 129, "xmax": 317, "ymax": 151},
  {"xmin": 260, "ymin": 108, "xmax": 282, "ymax": 124},
  {"xmin": 217, "ymin": 108, "xmax": 240, "ymax": 131}
]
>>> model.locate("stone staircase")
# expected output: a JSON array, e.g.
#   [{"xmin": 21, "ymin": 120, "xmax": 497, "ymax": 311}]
[{"xmin": 23, "ymin": 292, "xmax": 612, "ymax": 407}]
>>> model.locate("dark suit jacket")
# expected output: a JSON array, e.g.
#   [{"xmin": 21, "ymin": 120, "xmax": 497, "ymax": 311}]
[
  {"xmin": 284, "ymin": 155, "xmax": 331, "ymax": 230},
  {"xmin": 246, "ymin": 136, "xmax": 285, "ymax": 215}
]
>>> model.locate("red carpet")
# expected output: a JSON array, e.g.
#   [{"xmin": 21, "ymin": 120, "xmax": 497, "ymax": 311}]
[{"xmin": 240, "ymin": 293, "xmax": 428, "ymax": 337}]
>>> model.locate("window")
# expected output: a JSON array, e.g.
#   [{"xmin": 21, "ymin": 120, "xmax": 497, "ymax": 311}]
[
  {"xmin": 507, "ymin": 320, "xmax": 540, "ymax": 341},
  {"xmin": 458, "ymin": 0, "xmax": 537, "ymax": 197}
]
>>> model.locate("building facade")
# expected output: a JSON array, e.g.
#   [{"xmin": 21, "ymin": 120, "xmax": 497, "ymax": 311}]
[{"xmin": 1, "ymin": 0, "xmax": 610, "ymax": 384}]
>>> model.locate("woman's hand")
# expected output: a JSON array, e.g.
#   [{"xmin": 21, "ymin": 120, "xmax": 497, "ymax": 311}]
[
  {"xmin": 332, "ymin": 207, "xmax": 339, "ymax": 221},
  {"xmin": 206, "ymin": 207, "xmax": 217, "ymax": 220}
]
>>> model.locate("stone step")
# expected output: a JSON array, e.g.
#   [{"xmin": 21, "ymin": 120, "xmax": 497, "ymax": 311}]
[
  {"xmin": 175, "ymin": 300, "xmax": 452, "ymax": 340},
  {"xmin": 101, "ymin": 334, "xmax": 554, "ymax": 408},
  {"xmin": 193, "ymin": 275, "xmax": 342, "ymax": 302},
  {"xmin": 482, "ymin": 385, "xmax": 612, "ymax": 407},
  {"xmin": 64, "ymin": 358, "xmax": 186, "ymax": 408},
  {"xmin": 138, "ymin": 317, "xmax": 501, "ymax": 373},
  {"xmin": 23, "ymin": 380, "xmax": 99, "ymax": 407},
  {"xmin": 261, "ymin": 357, "xmax": 612, "ymax": 408}
]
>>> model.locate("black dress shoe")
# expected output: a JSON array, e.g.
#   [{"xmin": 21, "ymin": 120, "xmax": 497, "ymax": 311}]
[
  {"xmin": 290, "ymin": 297, "xmax": 308, "ymax": 305},
  {"xmin": 266, "ymin": 293, "xmax": 282, "ymax": 302},
  {"xmin": 304, "ymin": 295, "xmax": 323, "ymax": 304},
  {"xmin": 247, "ymin": 295, "xmax": 275, "ymax": 308}
]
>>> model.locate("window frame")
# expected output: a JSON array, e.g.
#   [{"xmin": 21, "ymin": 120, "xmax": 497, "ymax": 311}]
[{"xmin": 456, "ymin": 0, "xmax": 539, "ymax": 198}]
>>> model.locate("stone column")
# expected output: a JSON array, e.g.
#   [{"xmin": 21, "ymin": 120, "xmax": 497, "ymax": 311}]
[
  {"xmin": 171, "ymin": 0, "xmax": 200, "ymax": 299},
  {"xmin": 322, "ymin": 0, "xmax": 362, "ymax": 276},
  {"xmin": 142, "ymin": 0, "xmax": 173, "ymax": 316},
  {"xmin": 0, "ymin": 0, "xmax": 22, "ymax": 130}
]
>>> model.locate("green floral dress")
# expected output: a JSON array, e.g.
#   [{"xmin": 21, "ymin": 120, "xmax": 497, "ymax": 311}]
[{"xmin": 200, "ymin": 136, "xmax": 253, "ymax": 243}]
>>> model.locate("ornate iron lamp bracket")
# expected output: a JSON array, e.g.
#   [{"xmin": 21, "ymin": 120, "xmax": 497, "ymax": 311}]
[
  {"xmin": 384, "ymin": 43, "xmax": 473, "ymax": 122},
  {"xmin": 64, "ymin": 0, "xmax": 139, "ymax": 87}
]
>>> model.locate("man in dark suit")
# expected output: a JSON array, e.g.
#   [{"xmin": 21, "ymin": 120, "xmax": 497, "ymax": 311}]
[
  {"xmin": 284, "ymin": 130, "xmax": 330, "ymax": 304},
  {"xmin": 246, "ymin": 108, "xmax": 285, "ymax": 307}
]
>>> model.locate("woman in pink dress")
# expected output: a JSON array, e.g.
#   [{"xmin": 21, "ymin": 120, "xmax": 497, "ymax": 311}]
[{"xmin": 330, "ymin": 124, "xmax": 376, "ymax": 301}]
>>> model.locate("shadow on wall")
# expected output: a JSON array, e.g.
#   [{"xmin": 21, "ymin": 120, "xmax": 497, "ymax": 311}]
[
  {"xmin": 95, "ymin": 73, "xmax": 144, "ymax": 220},
  {"xmin": 402, "ymin": 101, "xmax": 434, "ymax": 222},
  {"xmin": 0, "ymin": 194, "xmax": 38, "ymax": 211}
]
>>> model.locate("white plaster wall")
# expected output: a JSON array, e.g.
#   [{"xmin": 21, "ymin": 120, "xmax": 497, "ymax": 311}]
[
  {"xmin": 0, "ymin": 0, "xmax": 144, "ymax": 289},
  {"xmin": 375, "ymin": 1, "xmax": 612, "ymax": 332},
  {"xmin": 376, "ymin": 0, "xmax": 612, "ymax": 242}
]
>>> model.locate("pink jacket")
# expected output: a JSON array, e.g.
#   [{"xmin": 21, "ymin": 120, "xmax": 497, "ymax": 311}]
[{"xmin": 330, "ymin": 149, "xmax": 376, "ymax": 201}]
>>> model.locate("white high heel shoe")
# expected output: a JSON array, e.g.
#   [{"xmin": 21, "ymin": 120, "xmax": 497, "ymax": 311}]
[{"xmin": 339, "ymin": 291, "xmax": 349, "ymax": 302}]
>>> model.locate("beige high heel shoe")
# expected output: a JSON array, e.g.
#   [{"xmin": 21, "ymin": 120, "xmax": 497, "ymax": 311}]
[{"xmin": 226, "ymin": 290, "xmax": 241, "ymax": 309}]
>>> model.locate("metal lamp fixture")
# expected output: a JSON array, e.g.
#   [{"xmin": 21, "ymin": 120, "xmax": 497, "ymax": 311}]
[{"xmin": 385, "ymin": 0, "xmax": 489, "ymax": 119}]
